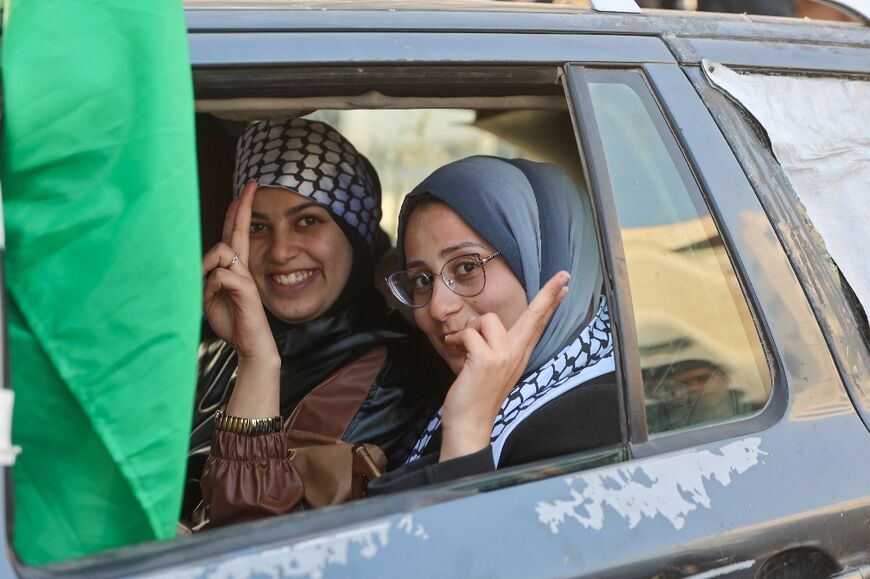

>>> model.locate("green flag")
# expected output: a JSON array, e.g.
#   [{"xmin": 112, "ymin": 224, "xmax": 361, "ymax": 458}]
[{"xmin": 2, "ymin": 0, "xmax": 200, "ymax": 565}]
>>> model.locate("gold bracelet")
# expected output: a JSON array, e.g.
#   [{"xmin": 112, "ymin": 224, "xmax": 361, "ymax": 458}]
[{"xmin": 214, "ymin": 408, "xmax": 283, "ymax": 436}]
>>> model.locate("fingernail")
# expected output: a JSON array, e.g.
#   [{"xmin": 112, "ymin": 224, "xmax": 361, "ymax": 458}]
[
  {"xmin": 562, "ymin": 272, "xmax": 571, "ymax": 283},
  {"xmin": 559, "ymin": 287, "xmax": 569, "ymax": 300}
]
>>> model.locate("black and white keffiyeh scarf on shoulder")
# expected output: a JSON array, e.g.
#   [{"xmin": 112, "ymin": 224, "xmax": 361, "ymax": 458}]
[
  {"xmin": 396, "ymin": 156, "xmax": 610, "ymax": 467},
  {"xmin": 406, "ymin": 296, "xmax": 613, "ymax": 465}
]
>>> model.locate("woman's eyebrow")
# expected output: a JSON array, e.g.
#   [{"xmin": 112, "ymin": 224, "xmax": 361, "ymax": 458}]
[
  {"xmin": 438, "ymin": 241, "xmax": 487, "ymax": 259},
  {"xmin": 251, "ymin": 202, "xmax": 324, "ymax": 221},
  {"xmin": 406, "ymin": 241, "xmax": 488, "ymax": 270},
  {"xmin": 286, "ymin": 202, "xmax": 322, "ymax": 216}
]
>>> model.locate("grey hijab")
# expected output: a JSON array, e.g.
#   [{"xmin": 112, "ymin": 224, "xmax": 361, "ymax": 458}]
[{"xmin": 396, "ymin": 156, "xmax": 602, "ymax": 371}]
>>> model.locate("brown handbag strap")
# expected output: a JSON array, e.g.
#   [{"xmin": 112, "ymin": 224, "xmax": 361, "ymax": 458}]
[{"xmin": 285, "ymin": 346, "xmax": 388, "ymax": 439}]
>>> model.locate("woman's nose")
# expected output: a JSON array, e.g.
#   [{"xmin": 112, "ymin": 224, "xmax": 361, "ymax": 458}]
[
  {"xmin": 427, "ymin": 276, "xmax": 462, "ymax": 322},
  {"xmin": 267, "ymin": 229, "xmax": 300, "ymax": 263}
]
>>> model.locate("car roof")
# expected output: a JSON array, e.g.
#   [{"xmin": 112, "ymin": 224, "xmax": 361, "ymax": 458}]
[
  {"xmin": 184, "ymin": 0, "xmax": 592, "ymax": 12},
  {"xmin": 184, "ymin": 0, "xmax": 870, "ymax": 49}
]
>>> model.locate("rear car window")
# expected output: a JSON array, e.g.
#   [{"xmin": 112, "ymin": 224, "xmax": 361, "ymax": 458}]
[{"xmin": 586, "ymin": 71, "xmax": 772, "ymax": 435}]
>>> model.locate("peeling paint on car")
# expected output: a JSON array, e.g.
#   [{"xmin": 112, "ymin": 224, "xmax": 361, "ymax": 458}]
[
  {"xmin": 167, "ymin": 519, "xmax": 392, "ymax": 579},
  {"xmin": 163, "ymin": 513, "xmax": 433, "ymax": 579},
  {"xmin": 535, "ymin": 438, "xmax": 765, "ymax": 533},
  {"xmin": 397, "ymin": 513, "xmax": 429, "ymax": 540}
]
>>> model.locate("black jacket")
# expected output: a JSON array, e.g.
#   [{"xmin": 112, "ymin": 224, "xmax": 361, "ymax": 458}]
[{"xmin": 368, "ymin": 372, "xmax": 621, "ymax": 494}]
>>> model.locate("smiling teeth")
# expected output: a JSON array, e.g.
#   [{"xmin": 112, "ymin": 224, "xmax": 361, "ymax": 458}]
[{"xmin": 273, "ymin": 270, "xmax": 314, "ymax": 286}]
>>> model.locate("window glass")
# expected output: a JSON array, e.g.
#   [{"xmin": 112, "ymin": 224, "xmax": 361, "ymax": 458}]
[
  {"xmin": 587, "ymin": 72, "xmax": 771, "ymax": 435},
  {"xmin": 307, "ymin": 109, "xmax": 524, "ymax": 241}
]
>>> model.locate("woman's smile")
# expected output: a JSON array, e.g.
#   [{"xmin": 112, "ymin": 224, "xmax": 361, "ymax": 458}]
[
  {"xmin": 269, "ymin": 269, "xmax": 319, "ymax": 289},
  {"xmin": 248, "ymin": 187, "xmax": 353, "ymax": 324}
]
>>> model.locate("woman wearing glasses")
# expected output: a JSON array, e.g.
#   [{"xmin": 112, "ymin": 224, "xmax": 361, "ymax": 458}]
[{"xmin": 370, "ymin": 156, "xmax": 621, "ymax": 489}]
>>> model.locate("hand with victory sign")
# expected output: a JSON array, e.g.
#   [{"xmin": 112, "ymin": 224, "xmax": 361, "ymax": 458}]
[
  {"xmin": 439, "ymin": 271, "xmax": 571, "ymax": 461},
  {"xmin": 202, "ymin": 181, "xmax": 280, "ymax": 418}
]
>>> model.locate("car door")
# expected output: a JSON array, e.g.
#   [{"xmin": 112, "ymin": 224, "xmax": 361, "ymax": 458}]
[{"xmin": 7, "ymin": 9, "xmax": 870, "ymax": 579}]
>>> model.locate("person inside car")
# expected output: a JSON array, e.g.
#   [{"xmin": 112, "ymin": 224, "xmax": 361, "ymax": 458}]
[
  {"xmin": 369, "ymin": 156, "xmax": 622, "ymax": 491},
  {"xmin": 186, "ymin": 118, "xmax": 450, "ymax": 527}
]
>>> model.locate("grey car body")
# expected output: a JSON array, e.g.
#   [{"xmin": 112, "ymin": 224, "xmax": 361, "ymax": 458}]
[{"xmin": 3, "ymin": 1, "xmax": 870, "ymax": 578}]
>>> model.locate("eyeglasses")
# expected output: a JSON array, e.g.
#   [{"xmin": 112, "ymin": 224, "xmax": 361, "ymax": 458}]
[{"xmin": 386, "ymin": 252, "xmax": 502, "ymax": 308}]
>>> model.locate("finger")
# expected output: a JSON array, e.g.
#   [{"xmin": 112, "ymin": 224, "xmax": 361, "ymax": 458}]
[
  {"xmin": 444, "ymin": 327, "xmax": 488, "ymax": 356},
  {"xmin": 221, "ymin": 198, "xmax": 240, "ymax": 246},
  {"xmin": 469, "ymin": 313, "xmax": 507, "ymax": 350},
  {"xmin": 509, "ymin": 271, "xmax": 571, "ymax": 351},
  {"xmin": 464, "ymin": 317, "xmax": 482, "ymax": 333},
  {"xmin": 202, "ymin": 242, "xmax": 235, "ymax": 280},
  {"xmin": 231, "ymin": 181, "xmax": 257, "ymax": 264},
  {"xmin": 203, "ymin": 267, "xmax": 259, "ymax": 313}
]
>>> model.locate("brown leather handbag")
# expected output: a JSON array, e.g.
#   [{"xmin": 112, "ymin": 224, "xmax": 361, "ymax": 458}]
[
  {"xmin": 181, "ymin": 347, "xmax": 390, "ymax": 533},
  {"xmin": 282, "ymin": 346, "xmax": 388, "ymax": 508},
  {"xmin": 285, "ymin": 429, "xmax": 385, "ymax": 508}
]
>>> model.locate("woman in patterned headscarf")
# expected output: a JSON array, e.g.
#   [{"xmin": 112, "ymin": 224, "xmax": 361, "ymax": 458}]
[
  {"xmin": 369, "ymin": 156, "xmax": 622, "ymax": 490},
  {"xmin": 185, "ymin": 119, "xmax": 450, "ymax": 526}
]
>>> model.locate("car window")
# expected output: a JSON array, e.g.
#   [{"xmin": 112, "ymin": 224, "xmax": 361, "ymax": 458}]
[
  {"xmin": 305, "ymin": 109, "xmax": 524, "ymax": 242},
  {"xmin": 586, "ymin": 71, "xmax": 772, "ymax": 435}
]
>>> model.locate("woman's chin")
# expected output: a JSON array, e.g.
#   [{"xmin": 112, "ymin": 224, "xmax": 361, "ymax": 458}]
[
  {"xmin": 429, "ymin": 340, "xmax": 466, "ymax": 374},
  {"xmin": 267, "ymin": 300, "xmax": 326, "ymax": 325}
]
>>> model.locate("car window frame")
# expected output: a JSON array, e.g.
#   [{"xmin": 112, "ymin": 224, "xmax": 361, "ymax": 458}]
[{"xmin": 564, "ymin": 63, "xmax": 785, "ymax": 458}]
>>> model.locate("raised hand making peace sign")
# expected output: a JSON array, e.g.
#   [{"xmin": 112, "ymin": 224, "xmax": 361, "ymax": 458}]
[
  {"xmin": 398, "ymin": 195, "xmax": 581, "ymax": 463},
  {"xmin": 438, "ymin": 271, "xmax": 570, "ymax": 460},
  {"xmin": 202, "ymin": 181, "xmax": 275, "ymax": 359},
  {"xmin": 202, "ymin": 181, "xmax": 280, "ymax": 418}
]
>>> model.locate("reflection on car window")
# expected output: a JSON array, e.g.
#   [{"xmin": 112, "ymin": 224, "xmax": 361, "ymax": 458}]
[
  {"xmin": 307, "ymin": 109, "xmax": 523, "ymax": 242},
  {"xmin": 587, "ymin": 72, "xmax": 771, "ymax": 435}
]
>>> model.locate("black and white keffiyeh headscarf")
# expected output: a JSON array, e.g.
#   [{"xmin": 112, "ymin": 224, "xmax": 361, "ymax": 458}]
[
  {"xmin": 233, "ymin": 118, "xmax": 381, "ymax": 246},
  {"xmin": 398, "ymin": 156, "xmax": 613, "ymax": 466}
]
